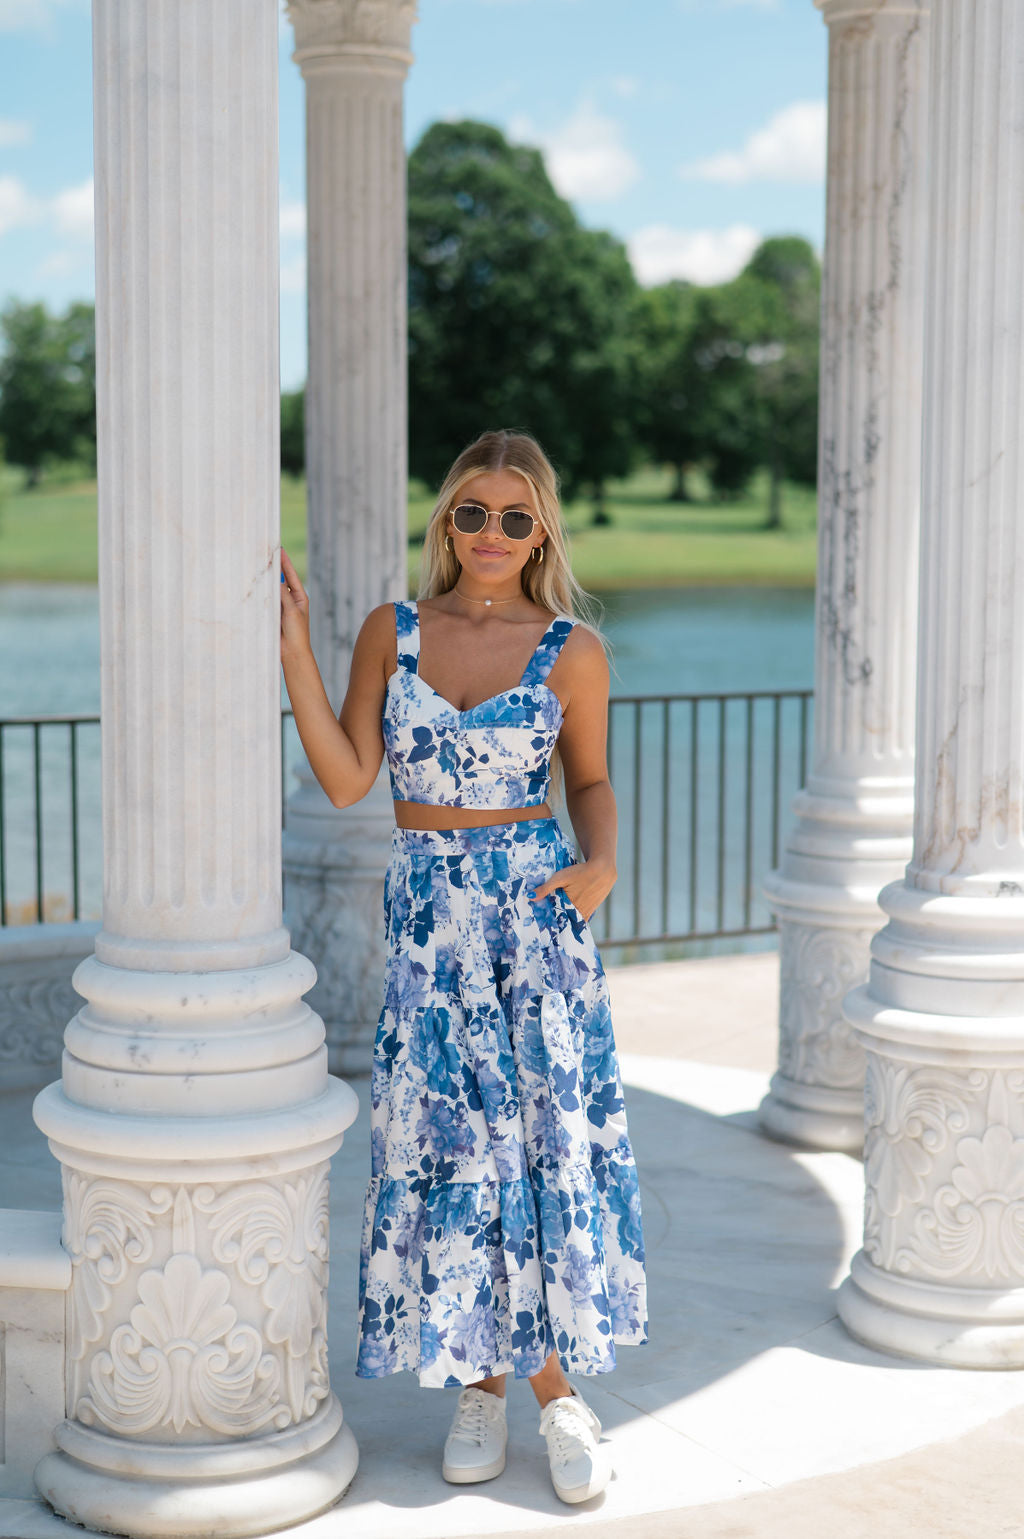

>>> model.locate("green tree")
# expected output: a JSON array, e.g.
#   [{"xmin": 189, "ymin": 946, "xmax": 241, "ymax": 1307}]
[
  {"xmin": 737, "ymin": 236, "xmax": 821, "ymax": 527},
  {"xmin": 0, "ymin": 299, "xmax": 96, "ymax": 485},
  {"xmin": 281, "ymin": 387, "xmax": 305, "ymax": 475},
  {"xmin": 631, "ymin": 280, "xmax": 702, "ymax": 500},
  {"xmin": 632, "ymin": 239, "xmax": 820, "ymax": 514},
  {"xmin": 407, "ymin": 120, "xmax": 638, "ymax": 506},
  {"xmin": 682, "ymin": 281, "xmax": 763, "ymax": 502}
]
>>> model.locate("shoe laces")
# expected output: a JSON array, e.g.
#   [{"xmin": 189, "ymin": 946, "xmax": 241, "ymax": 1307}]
[
  {"xmin": 541, "ymin": 1399, "xmax": 596, "ymax": 1463},
  {"xmin": 451, "ymin": 1390, "xmax": 497, "ymax": 1447}
]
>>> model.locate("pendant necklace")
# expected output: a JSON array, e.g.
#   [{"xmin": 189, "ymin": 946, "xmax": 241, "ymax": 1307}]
[{"xmin": 454, "ymin": 586, "xmax": 519, "ymax": 609}]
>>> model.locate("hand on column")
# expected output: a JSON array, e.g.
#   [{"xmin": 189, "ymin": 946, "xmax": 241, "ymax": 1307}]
[{"xmin": 280, "ymin": 547, "xmax": 312, "ymax": 663}]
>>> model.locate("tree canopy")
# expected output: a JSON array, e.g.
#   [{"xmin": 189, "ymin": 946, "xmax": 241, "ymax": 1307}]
[
  {"xmin": 407, "ymin": 120, "xmax": 637, "ymax": 501},
  {"xmin": 0, "ymin": 300, "xmax": 95, "ymax": 486},
  {"xmin": 0, "ymin": 127, "xmax": 821, "ymax": 528}
]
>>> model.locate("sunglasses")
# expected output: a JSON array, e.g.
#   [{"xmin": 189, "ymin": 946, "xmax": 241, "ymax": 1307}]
[{"xmin": 450, "ymin": 502, "xmax": 540, "ymax": 541}]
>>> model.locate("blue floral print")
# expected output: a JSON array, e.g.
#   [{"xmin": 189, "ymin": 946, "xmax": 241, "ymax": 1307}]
[
  {"xmin": 383, "ymin": 601, "xmax": 574, "ymax": 809},
  {"xmin": 356, "ymin": 816, "xmax": 648, "ymax": 1389}
]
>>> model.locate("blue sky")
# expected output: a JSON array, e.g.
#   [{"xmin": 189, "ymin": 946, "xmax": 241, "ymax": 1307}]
[{"xmin": 0, "ymin": 0, "xmax": 827, "ymax": 389}]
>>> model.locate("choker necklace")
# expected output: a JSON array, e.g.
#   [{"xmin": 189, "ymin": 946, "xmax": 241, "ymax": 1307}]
[{"xmin": 454, "ymin": 586, "xmax": 519, "ymax": 608}]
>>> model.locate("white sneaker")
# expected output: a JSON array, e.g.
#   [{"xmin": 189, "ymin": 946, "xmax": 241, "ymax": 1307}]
[
  {"xmin": 442, "ymin": 1387, "xmax": 508, "ymax": 1483},
  {"xmin": 538, "ymin": 1387, "xmax": 611, "ymax": 1503}
]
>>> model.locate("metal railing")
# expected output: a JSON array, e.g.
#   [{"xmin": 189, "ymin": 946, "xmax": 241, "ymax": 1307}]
[
  {"xmin": 596, "ymin": 690, "xmax": 811, "ymax": 952},
  {"xmin": 0, "ymin": 690, "xmax": 812, "ymax": 950}
]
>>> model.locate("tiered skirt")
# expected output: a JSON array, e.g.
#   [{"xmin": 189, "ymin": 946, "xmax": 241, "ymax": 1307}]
[{"xmin": 356, "ymin": 816, "xmax": 648, "ymax": 1388}]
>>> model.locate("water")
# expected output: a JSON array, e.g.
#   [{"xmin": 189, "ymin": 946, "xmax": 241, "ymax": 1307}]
[
  {"xmin": 0, "ymin": 583, "xmax": 814, "ymax": 715},
  {"xmin": 598, "ymin": 588, "xmax": 814, "ymax": 697},
  {"xmin": 0, "ymin": 583, "xmax": 815, "ymax": 933}
]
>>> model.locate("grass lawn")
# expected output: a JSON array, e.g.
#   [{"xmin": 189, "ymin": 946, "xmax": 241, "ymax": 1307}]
[{"xmin": 1, "ymin": 462, "xmax": 817, "ymax": 588}]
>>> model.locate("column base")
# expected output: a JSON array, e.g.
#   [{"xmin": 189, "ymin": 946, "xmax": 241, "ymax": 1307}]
[
  {"xmin": 758, "ymin": 1071, "xmax": 864, "ymax": 1153},
  {"xmin": 35, "ymin": 1396, "xmax": 358, "ymax": 1539},
  {"xmin": 838, "ymin": 1250, "xmax": 1024, "ymax": 1368},
  {"xmin": 283, "ymin": 775, "xmax": 393, "ymax": 1078}
]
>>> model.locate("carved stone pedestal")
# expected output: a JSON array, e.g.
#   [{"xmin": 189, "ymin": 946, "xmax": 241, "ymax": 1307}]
[
  {"xmin": 34, "ymin": 954, "xmax": 357, "ymax": 1533},
  {"xmin": 840, "ymin": 894, "xmax": 1024, "ymax": 1365}
]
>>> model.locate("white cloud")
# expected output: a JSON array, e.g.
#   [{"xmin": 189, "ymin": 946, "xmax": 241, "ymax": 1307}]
[
  {"xmin": 280, "ymin": 255, "xmax": 306, "ymax": 295},
  {"xmin": 509, "ymin": 102, "xmax": 640, "ymax": 203},
  {"xmin": 279, "ymin": 194, "xmax": 305, "ymax": 291},
  {"xmin": 0, "ymin": 174, "xmax": 42, "ymax": 235},
  {"xmin": 38, "ymin": 249, "xmax": 82, "ymax": 276},
  {"xmin": 681, "ymin": 99, "xmax": 826, "ymax": 185},
  {"xmin": 678, "ymin": 0, "xmax": 779, "ymax": 9},
  {"xmin": 627, "ymin": 223, "xmax": 762, "ymax": 286},
  {"xmin": 279, "ymin": 198, "xmax": 307, "ymax": 241},
  {"xmin": 610, "ymin": 76, "xmax": 640, "ymax": 100},
  {"xmin": 0, "ymin": 0, "xmax": 87, "ymax": 34},
  {"xmin": 50, "ymin": 176, "xmax": 94, "ymax": 239},
  {"xmin": 0, "ymin": 119, "xmax": 32, "ymax": 147}
]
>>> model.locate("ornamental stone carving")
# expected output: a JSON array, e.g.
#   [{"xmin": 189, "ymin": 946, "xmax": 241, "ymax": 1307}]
[
  {"xmin": 287, "ymin": 0, "xmax": 417, "ymax": 59},
  {"xmin": 283, "ymin": 855, "xmax": 384, "ymax": 1072},
  {"xmin": 777, "ymin": 920, "xmax": 872, "ymax": 1090},
  {"xmin": 0, "ymin": 975, "xmax": 76, "ymax": 1069},
  {"xmin": 63, "ymin": 1167, "xmax": 332, "ymax": 1440},
  {"xmin": 197, "ymin": 1170, "xmax": 331, "ymax": 1423},
  {"xmin": 80, "ymin": 1253, "xmax": 283, "ymax": 1438},
  {"xmin": 864, "ymin": 1064, "xmax": 1024, "ymax": 1285}
]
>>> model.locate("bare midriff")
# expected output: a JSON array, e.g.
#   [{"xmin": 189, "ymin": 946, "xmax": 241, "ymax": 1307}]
[{"xmin": 393, "ymin": 800, "xmax": 553, "ymax": 831}]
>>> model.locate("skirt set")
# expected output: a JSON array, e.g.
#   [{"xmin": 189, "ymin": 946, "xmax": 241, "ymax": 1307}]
[{"xmin": 355, "ymin": 601, "xmax": 648, "ymax": 1390}]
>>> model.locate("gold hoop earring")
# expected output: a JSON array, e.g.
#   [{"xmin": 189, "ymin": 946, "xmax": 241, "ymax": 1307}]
[
  {"xmin": 532, "ymin": 545, "xmax": 544, "ymax": 564},
  {"xmin": 445, "ymin": 534, "xmax": 453, "ymax": 553}
]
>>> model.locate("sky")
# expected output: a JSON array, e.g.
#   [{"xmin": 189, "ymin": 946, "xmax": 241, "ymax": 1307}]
[{"xmin": 0, "ymin": 0, "xmax": 827, "ymax": 390}]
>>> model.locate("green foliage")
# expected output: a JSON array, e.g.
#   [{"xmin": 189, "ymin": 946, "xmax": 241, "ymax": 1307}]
[
  {"xmin": 407, "ymin": 120, "xmax": 638, "ymax": 502},
  {"xmin": 0, "ymin": 127, "xmax": 820, "ymax": 542},
  {"xmin": 0, "ymin": 300, "xmax": 96, "ymax": 486},
  {"xmin": 630, "ymin": 280, "xmax": 701, "ymax": 498},
  {"xmin": 280, "ymin": 388, "xmax": 305, "ymax": 475},
  {"xmin": 738, "ymin": 236, "xmax": 821, "ymax": 524},
  {"xmin": 631, "ymin": 237, "xmax": 820, "ymax": 519}
]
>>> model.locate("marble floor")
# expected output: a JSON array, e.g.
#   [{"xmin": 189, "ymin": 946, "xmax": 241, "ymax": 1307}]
[{"xmin": 5, "ymin": 951, "xmax": 1024, "ymax": 1539}]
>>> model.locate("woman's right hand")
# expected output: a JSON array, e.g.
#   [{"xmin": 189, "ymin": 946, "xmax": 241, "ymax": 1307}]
[{"xmin": 280, "ymin": 547, "xmax": 311, "ymax": 664}]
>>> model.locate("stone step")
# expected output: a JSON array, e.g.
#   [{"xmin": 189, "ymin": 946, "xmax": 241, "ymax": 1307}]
[{"xmin": 0, "ymin": 1210, "xmax": 68, "ymax": 1502}]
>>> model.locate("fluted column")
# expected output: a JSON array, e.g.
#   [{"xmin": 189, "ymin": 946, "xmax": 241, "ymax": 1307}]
[
  {"xmin": 283, "ymin": 0, "xmax": 416, "ymax": 1076},
  {"xmin": 31, "ymin": 4, "xmax": 358, "ymax": 1533},
  {"xmin": 761, "ymin": 0, "xmax": 929, "ymax": 1152},
  {"xmin": 839, "ymin": 0, "xmax": 1024, "ymax": 1365}
]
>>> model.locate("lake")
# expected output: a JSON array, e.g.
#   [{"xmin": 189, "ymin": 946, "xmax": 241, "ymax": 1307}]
[
  {"xmin": 0, "ymin": 583, "xmax": 814, "ymax": 715},
  {"xmin": 0, "ymin": 583, "xmax": 815, "ymax": 944}
]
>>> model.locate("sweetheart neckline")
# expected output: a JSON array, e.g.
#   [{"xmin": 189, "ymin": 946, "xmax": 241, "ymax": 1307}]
[{"xmin": 385, "ymin": 669, "xmax": 564, "ymax": 720}]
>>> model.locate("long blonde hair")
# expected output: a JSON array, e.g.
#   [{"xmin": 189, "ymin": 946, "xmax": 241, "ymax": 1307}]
[{"xmin": 418, "ymin": 429, "xmax": 604, "ymax": 637}]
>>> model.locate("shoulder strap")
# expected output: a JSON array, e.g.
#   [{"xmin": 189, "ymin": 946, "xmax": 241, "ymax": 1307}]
[
  {"xmin": 520, "ymin": 616, "xmax": 576, "ymax": 687},
  {"xmin": 394, "ymin": 600, "xmax": 420, "ymax": 672}
]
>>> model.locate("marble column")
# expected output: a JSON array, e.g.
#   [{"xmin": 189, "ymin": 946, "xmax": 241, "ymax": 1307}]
[
  {"xmin": 31, "ymin": 3, "xmax": 359, "ymax": 1533},
  {"xmin": 839, "ymin": 0, "xmax": 1024, "ymax": 1366},
  {"xmin": 283, "ymin": 0, "xmax": 416, "ymax": 1077},
  {"xmin": 760, "ymin": 0, "xmax": 929, "ymax": 1152}
]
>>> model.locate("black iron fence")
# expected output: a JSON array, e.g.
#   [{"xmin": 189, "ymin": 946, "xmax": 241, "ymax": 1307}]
[{"xmin": 0, "ymin": 690, "xmax": 812, "ymax": 951}]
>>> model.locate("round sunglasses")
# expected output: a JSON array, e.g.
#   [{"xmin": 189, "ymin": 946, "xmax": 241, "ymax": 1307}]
[{"xmin": 450, "ymin": 502, "xmax": 540, "ymax": 541}]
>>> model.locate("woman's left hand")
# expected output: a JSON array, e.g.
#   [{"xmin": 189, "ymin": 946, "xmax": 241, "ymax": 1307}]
[{"xmin": 530, "ymin": 858, "xmax": 616, "ymax": 923}]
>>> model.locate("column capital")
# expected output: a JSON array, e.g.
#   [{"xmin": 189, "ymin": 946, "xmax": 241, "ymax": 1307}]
[
  {"xmin": 287, "ymin": 0, "xmax": 416, "ymax": 74},
  {"xmin": 814, "ymin": 0, "xmax": 927, "ymax": 21}
]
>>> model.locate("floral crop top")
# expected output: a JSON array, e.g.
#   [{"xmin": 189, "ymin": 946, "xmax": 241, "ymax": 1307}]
[{"xmin": 382, "ymin": 600, "xmax": 576, "ymax": 809}]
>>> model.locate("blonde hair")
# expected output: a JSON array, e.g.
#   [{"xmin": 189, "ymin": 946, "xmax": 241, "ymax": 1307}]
[{"xmin": 418, "ymin": 429, "xmax": 604, "ymax": 638}]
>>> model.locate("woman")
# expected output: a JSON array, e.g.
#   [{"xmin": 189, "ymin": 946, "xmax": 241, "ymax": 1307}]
[{"xmin": 280, "ymin": 429, "xmax": 647, "ymax": 1505}]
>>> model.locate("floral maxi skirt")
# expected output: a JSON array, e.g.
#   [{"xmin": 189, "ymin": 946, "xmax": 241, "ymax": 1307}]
[{"xmin": 356, "ymin": 816, "xmax": 648, "ymax": 1389}]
